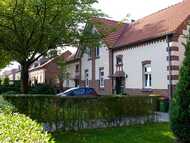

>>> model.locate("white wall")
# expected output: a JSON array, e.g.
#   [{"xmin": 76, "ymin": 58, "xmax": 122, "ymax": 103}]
[
  {"xmin": 95, "ymin": 44, "xmax": 110, "ymax": 80},
  {"xmin": 81, "ymin": 52, "xmax": 92, "ymax": 80},
  {"xmin": 29, "ymin": 69, "xmax": 45, "ymax": 84},
  {"xmin": 63, "ymin": 62, "xmax": 80, "ymax": 88},
  {"xmin": 113, "ymin": 39, "xmax": 168, "ymax": 89}
]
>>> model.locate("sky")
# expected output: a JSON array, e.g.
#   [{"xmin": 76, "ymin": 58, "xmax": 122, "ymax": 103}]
[
  {"xmin": 0, "ymin": 0, "xmax": 183, "ymax": 74},
  {"xmin": 94, "ymin": 0, "xmax": 182, "ymax": 21}
]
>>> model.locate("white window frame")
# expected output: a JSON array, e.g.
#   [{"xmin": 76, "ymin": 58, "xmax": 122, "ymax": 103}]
[
  {"xmin": 99, "ymin": 68, "xmax": 104, "ymax": 88},
  {"xmin": 143, "ymin": 64, "xmax": 152, "ymax": 89},
  {"xmin": 85, "ymin": 70, "xmax": 89, "ymax": 87}
]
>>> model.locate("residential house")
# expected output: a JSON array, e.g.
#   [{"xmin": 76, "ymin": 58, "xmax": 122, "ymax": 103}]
[
  {"xmin": 10, "ymin": 50, "xmax": 72, "ymax": 88},
  {"xmin": 62, "ymin": 49, "xmax": 81, "ymax": 89},
  {"xmin": 65, "ymin": 0, "xmax": 190, "ymax": 97}
]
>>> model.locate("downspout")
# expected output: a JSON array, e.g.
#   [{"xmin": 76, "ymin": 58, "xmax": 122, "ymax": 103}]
[
  {"xmin": 166, "ymin": 34, "xmax": 172, "ymax": 101},
  {"xmin": 111, "ymin": 49, "xmax": 114, "ymax": 94}
]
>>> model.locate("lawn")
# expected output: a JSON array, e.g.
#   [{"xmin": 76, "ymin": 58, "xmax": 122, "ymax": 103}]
[{"xmin": 53, "ymin": 123, "xmax": 175, "ymax": 143}]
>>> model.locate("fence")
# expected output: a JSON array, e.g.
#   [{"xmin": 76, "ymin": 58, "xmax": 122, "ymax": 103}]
[{"xmin": 3, "ymin": 95, "xmax": 158, "ymax": 132}]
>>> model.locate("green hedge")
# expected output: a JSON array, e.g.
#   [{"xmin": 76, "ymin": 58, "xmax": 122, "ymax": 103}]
[{"xmin": 3, "ymin": 95, "xmax": 157, "ymax": 131}]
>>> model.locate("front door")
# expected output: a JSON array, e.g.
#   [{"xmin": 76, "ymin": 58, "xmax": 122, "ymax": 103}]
[
  {"xmin": 75, "ymin": 80, "xmax": 79, "ymax": 87},
  {"xmin": 115, "ymin": 77, "xmax": 124, "ymax": 94}
]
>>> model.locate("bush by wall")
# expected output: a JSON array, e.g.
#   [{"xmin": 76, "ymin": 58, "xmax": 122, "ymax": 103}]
[
  {"xmin": 4, "ymin": 95, "xmax": 158, "ymax": 131},
  {"xmin": 0, "ymin": 113, "xmax": 54, "ymax": 143},
  {"xmin": 29, "ymin": 84, "xmax": 56, "ymax": 94},
  {"xmin": 0, "ymin": 80, "xmax": 21, "ymax": 94}
]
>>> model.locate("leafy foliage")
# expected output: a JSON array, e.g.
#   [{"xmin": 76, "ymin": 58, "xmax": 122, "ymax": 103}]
[
  {"xmin": 0, "ymin": 0, "xmax": 102, "ymax": 93},
  {"xmin": 3, "ymin": 76, "xmax": 9, "ymax": 85},
  {"xmin": 0, "ymin": 113, "xmax": 55, "ymax": 143},
  {"xmin": 0, "ymin": 50, "xmax": 11, "ymax": 69},
  {"xmin": 0, "ymin": 96, "xmax": 16, "ymax": 114},
  {"xmin": 170, "ymin": 34, "xmax": 190, "ymax": 143}
]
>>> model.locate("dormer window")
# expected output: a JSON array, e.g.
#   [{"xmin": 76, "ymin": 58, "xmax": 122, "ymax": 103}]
[{"xmin": 116, "ymin": 55, "xmax": 123, "ymax": 65}]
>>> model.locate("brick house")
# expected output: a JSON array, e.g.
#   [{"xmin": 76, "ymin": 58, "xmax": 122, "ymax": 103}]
[
  {"xmin": 64, "ymin": 0, "xmax": 190, "ymax": 97},
  {"xmin": 13, "ymin": 50, "xmax": 72, "ymax": 88}
]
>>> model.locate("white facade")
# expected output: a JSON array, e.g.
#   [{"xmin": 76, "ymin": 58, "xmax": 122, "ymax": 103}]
[
  {"xmin": 81, "ymin": 51, "xmax": 92, "ymax": 81},
  {"xmin": 29, "ymin": 69, "xmax": 45, "ymax": 84},
  {"xmin": 95, "ymin": 44, "xmax": 110, "ymax": 81},
  {"xmin": 113, "ymin": 39, "xmax": 169, "ymax": 90},
  {"xmin": 63, "ymin": 61, "xmax": 80, "ymax": 88}
]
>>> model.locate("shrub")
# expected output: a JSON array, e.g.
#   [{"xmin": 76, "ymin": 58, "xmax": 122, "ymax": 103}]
[
  {"xmin": 29, "ymin": 84, "xmax": 56, "ymax": 94},
  {"xmin": 3, "ymin": 76, "xmax": 9, "ymax": 85},
  {"xmin": 0, "ymin": 80, "xmax": 21, "ymax": 94},
  {"xmin": 170, "ymin": 36, "xmax": 190, "ymax": 143},
  {"xmin": 0, "ymin": 113, "xmax": 54, "ymax": 143},
  {"xmin": 0, "ymin": 96, "xmax": 16, "ymax": 114}
]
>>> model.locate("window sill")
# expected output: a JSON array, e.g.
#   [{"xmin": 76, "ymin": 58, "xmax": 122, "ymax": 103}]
[{"xmin": 141, "ymin": 88, "xmax": 153, "ymax": 92}]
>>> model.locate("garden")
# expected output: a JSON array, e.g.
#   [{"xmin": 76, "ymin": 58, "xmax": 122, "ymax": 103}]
[{"xmin": 0, "ymin": 95, "xmax": 174, "ymax": 143}]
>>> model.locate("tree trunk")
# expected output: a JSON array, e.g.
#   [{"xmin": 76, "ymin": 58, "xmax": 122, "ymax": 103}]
[{"xmin": 20, "ymin": 63, "xmax": 29, "ymax": 94}]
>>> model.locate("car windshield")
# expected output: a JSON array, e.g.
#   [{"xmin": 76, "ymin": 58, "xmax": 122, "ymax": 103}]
[{"xmin": 63, "ymin": 87, "xmax": 79, "ymax": 94}]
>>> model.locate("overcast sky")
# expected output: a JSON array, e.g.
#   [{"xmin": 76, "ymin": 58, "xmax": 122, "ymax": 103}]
[
  {"xmin": 94, "ymin": 0, "xmax": 182, "ymax": 20},
  {"xmin": 0, "ymin": 0, "xmax": 183, "ymax": 73}
]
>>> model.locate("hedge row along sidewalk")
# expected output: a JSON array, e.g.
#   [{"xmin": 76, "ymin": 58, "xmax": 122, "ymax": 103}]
[{"xmin": 3, "ymin": 95, "xmax": 158, "ymax": 132}]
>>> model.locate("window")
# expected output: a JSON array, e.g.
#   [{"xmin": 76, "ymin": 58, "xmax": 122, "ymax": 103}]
[
  {"xmin": 73, "ymin": 88, "xmax": 85, "ymax": 96},
  {"xmin": 99, "ymin": 68, "xmax": 104, "ymax": 88},
  {"xmin": 116, "ymin": 55, "xmax": 123, "ymax": 65},
  {"xmin": 87, "ymin": 48, "xmax": 92, "ymax": 59},
  {"xmin": 66, "ymin": 73, "xmax": 70, "ymax": 87},
  {"xmin": 96, "ymin": 47, "xmax": 100, "ymax": 57},
  {"xmin": 143, "ymin": 64, "xmax": 152, "ymax": 88},
  {"xmin": 85, "ymin": 70, "xmax": 89, "ymax": 87},
  {"xmin": 75, "ymin": 64, "xmax": 79, "ymax": 72}
]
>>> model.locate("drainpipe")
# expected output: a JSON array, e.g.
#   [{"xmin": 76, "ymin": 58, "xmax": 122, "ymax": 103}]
[
  {"xmin": 166, "ymin": 34, "xmax": 172, "ymax": 101},
  {"xmin": 111, "ymin": 49, "xmax": 114, "ymax": 94}
]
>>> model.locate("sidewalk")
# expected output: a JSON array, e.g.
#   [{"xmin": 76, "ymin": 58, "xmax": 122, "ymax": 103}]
[{"xmin": 156, "ymin": 112, "xmax": 169, "ymax": 122}]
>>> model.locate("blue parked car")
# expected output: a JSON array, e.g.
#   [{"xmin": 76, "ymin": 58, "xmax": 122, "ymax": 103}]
[{"xmin": 57, "ymin": 87, "xmax": 98, "ymax": 97}]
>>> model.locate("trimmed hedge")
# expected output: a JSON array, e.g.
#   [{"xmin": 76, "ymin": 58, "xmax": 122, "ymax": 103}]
[
  {"xmin": 4, "ymin": 95, "xmax": 158, "ymax": 131},
  {"xmin": 0, "ymin": 96, "xmax": 16, "ymax": 114},
  {"xmin": 29, "ymin": 84, "xmax": 56, "ymax": 94}
]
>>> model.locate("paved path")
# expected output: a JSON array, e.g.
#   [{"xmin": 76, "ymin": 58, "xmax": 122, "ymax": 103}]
[{"xmin": 156, "ymin": 112, "xmax": 169, "ymax": 122}]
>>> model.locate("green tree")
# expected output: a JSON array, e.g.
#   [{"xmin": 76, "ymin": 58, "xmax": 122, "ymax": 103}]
[
  {"xmin": 0, "ymin": 0, "xmax": 102, "ymax": 93},
  {"xmin": 170, "ymin": 34, "xmax": 190, "ymax": 143},
  {"xmin": 0, "ymin": 50, "xmax": 11, "ymax": 69}
]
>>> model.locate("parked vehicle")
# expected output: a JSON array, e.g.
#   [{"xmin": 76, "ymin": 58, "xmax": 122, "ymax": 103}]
[{"xmin": 57, "ymin": 87, "xmax": 98, "ymax": 96}]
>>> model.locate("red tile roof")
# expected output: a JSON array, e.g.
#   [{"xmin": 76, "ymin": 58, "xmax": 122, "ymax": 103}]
[
  {"xmin": 91, "ymin": 17, "xmax": 128, "ymax": 48},
  {"xmin": 92, "ymin": 0, "xmax": 190, "ymax": 48}
]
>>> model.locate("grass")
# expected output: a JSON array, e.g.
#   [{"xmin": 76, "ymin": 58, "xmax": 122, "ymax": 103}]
[{"xmin": 53, "ymin": 123, "xmax": 175, "ymax": 143}]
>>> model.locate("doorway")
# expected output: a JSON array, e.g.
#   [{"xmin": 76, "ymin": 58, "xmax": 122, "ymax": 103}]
[{"xmin": 115, "ymin": 77, "xmax": 125, "ymax": 94}]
